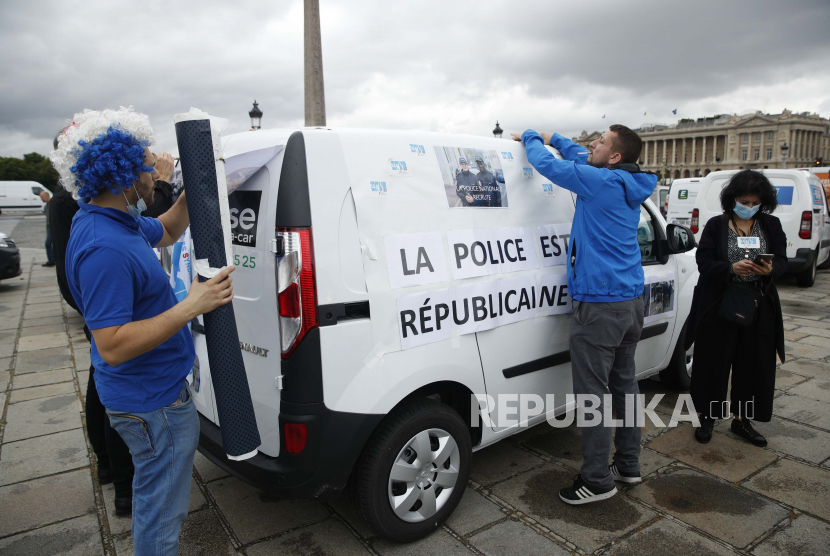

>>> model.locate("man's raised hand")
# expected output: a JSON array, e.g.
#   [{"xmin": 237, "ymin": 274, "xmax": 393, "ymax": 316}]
[{"xmin": 185, "ymin": 265, "xmax": 235, "ymax": 316}]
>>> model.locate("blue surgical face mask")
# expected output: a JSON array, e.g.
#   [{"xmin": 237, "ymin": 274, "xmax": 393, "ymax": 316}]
[
  {"xmin": 122, "ymin": 188, "xmax": 147, "ymax": 218},
  {"xmin": 734, "ymin": 201, "xmax": 760, "ymax": 220}
]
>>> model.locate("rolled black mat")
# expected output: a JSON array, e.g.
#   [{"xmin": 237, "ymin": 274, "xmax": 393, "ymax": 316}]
[{"xmin": 175, "ymin": 118, "xmax": 261, "ymax": 459}]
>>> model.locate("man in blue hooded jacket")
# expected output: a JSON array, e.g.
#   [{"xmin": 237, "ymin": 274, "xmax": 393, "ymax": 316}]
[{"xmin": 513, "ymin": 125, "xmax": 656, "ymax": 505}]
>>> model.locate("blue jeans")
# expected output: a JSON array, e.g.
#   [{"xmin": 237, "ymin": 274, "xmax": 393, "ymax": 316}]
[{"xmin": 107, "ymin": 383, "xmax": 199, "ymax": 556}]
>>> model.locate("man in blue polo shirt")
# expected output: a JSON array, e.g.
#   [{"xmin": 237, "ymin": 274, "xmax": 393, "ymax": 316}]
[{"xmin": 51, "ymin": 108, "xmax": 235, "ymax": 556}]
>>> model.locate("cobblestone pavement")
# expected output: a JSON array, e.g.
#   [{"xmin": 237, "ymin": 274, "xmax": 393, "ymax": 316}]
[{"xmin": 1, "ymin": 249, "xmax": 830, "ymax": 555}]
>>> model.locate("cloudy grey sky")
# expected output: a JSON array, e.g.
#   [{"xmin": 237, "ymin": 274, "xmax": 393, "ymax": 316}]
[{"xmin": 2, "ymin": 0, "xmax": 829, "ymax": 157}]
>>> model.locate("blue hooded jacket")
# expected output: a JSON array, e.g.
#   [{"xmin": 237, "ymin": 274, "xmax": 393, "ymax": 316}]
[{"xmin": 521, "ymin": 130, "xmax": 657, "ymax": 303}]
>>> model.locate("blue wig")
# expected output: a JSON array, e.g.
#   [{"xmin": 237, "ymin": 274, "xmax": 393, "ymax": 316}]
[{"xmin": 70, "ymin": 127, "xmax": 153, "ymax": 199}]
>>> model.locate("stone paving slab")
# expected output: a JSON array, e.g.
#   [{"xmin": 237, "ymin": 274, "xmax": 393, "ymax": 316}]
[
  {"xmin": 193, "ymin": 451, "xmax": 230, "ymax": 483},
  {"xmin": 19, "ymin": 323, "xmax": 66, "ymax": 338},
  {"xmin": 0, "ymin": 513, "xmax": 104, "ymax": 556},
  {"xmin": 468, "ymin": 518, "xmax": 570, "ymax": 556},
  {"xmin": 247, "ymin": 518, "xmax": 371, "ymax": 556},
  {"xmin": 328, "ymin": 494, "xmax": 377, "ymax": 539},
  {"xmin": 491, "ymin": 463, "xmax": 656, "ymax": 553},
  {"xmin": 469, "ymin": 440, "xmax": 545, "ymax": 486},
  {"xmin": 0, "ymin": 368, "xmax": 9, "ymax": 391},
  {"xmin": 782, "ymin": 341, "xmax": 830, "ymax": 360},
  {"xmin": 779, "ymin": 358, "xmax": 830, "ymax": 379},
  {"xmin": 628, "ymin": 467, "xmax": 789, "ymax": 549},
  {"xmin": 18, "ymin": 332, "xmax": 69, "ymax": 352},
  {"xmin": 10, "ymin": 381, "xmax": 75, "ymax": 403},
  {"xmin": 744, "ymin": 458, "xmax": 830, "ymax": 521},
  {"xmin": 750, "ymin": 514, "xmax": 830, "ymax": 556},
  {"xmin": 773, "ymin": 392, "xmax": 830, "ymax": 431},
  {"xmin": 787, "ymin": 376, "xmax": 830, "ymax": 404},
  {"xmin": 773, "ymin": 367, "xmax": 808, "ymax": 389},
  {"xmin": 75, "ymin": 350, "xmax": 91, "ymax": 370},
  {"xmin": 444, "ymin": 487, "xmax": 506, "ymax": 536},
  {"xmin": 646, "ymin": 424, "xmax": 778, "ymax": 482},
  {"xmin": 21, "ymin": 315, "xmax": 64, "ymax": 327},
  {"xmin": 22, "ymin": 303, "xmax": 63, "ymax": 320},
  {"xmin": 715, "ymin": 416, "xmax": 830, "ymax": 464},
  {"xmin": 208, "ymin": 476, "xmax": 330, "ymax": 544},
  {"xmin": 374, "ymin": 529, "xmax": 471, "ymax": 556},
  {"xmin": 12, "ymin": 367, "xmax": 73, "ymax": 389},
  {"xmin": 0, "ymin": 469, "xmax": 95, "ymax": 537},
  {"xmin": 603, "ymin": 518, "xmax": 739, "ymax": 556},
  {"xmin": 3, "ymin": 393, "xmax": 82, "ymax": 442},
  {"xmin": 0, "ymin": 429, "xmax": 88, "ymax": 486},
  {"xmin": 14, "ymin": 346, "xmax": 72, "ymax": 374}
]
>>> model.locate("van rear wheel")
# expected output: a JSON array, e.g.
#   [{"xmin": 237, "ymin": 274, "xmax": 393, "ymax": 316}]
[
  {"xmin": 797, "ymin": 253, "xmax": 817, "ymax": 288},
  {"xmin": 348, "ymin": 398, "xmax": 472, "ymax": 542}
]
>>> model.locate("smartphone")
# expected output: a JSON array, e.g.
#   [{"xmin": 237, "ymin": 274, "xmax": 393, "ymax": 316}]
[{"xmin": 753, "ymin": 254, "xmax": 774, "ymax": 264}]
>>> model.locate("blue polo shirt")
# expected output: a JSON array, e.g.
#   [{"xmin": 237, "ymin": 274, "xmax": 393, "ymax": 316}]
[{"xmin": 65, "ymin": 201, "xmax": 195, "ymax": 412}]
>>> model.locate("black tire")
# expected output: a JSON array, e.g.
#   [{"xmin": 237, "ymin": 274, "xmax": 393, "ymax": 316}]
[
  {"xmin": 348, "ymin": 398, "xmax": 472, "ymax": 542},
  {"xmin": 797, "ymin": 252, "xmax": 817, "ymax": 288},
  {"xmin": 659, "ymin": 321, "xmax": 693, "ymax": 391}
]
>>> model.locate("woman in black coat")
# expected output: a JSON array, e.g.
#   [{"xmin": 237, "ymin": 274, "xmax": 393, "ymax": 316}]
[{"xmin": 685, "ymin": 170, "xmax": 787, "ymax": 447}]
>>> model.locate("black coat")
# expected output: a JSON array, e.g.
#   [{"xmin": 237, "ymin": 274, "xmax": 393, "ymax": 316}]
[{"xmin": 684, "ymin": 212, "xmax": 788, "ymax": 363}]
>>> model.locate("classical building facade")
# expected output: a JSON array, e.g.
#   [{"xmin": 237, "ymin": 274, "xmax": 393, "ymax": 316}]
[{"xmin": 573, "ymin": 109, "xmax": 830, "ymax": 182}]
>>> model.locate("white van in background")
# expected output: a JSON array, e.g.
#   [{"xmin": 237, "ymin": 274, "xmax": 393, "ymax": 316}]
[
  {"xmin": 649, "ymin": 184, "xmax": 670, "ymax": 218},
  {"xmin": 0, "ymin": 181, "xmax": 49, "ymax": 211},
  {"xmin": 175, "ymin": 127, "xmax": 698, "ymax": 542},
  {"xmin": 666, "ymin": 178, "xmax": 702, "ymax": 227},
  {"xmin": 692, "ymin": 169, "xmax": 830, "ymax": 287}
]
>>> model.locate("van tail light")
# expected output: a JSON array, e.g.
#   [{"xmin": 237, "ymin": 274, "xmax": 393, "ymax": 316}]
[
  {"xmin": 799, "ymin": 211, "xmax": 813, "ymax": 239},
  {"xmin": 276, "ymin": 228, "xmax": 317, "ymax": 359},
  {"xmin": 283, "ymin": 423, "xmax": 308, "ymax": 453},
  {"xmin": 691, "ymin": 209, "xmax": 699, "ymax": 234}
]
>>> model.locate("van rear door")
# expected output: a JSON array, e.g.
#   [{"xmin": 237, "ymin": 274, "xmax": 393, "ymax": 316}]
[{"xmin": 191, "ymin": 147, "xmax": 286, "ymax": 457}]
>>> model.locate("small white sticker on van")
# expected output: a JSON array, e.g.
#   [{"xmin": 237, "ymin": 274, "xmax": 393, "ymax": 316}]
[
  {"xmin": 388, "ymin": 159, "xmax": 410, "ymax": 176},
  {"xmin": 409, "ymin": 144, "xmax": 426, "ymax": 156},
  {"xmin": 370, "ymin": 181, "xmax": 388, "ymax": 195}
]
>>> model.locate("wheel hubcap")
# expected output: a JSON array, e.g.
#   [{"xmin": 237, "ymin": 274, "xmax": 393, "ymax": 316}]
[{"xmin": 388, "ymin": 428, "xmax": 460, "ymax": 523}]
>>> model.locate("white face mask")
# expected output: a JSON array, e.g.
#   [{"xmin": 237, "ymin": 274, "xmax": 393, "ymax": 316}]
[{"xmin": 122, "ymin": 188, "xmax": 147, "ymax": 218}]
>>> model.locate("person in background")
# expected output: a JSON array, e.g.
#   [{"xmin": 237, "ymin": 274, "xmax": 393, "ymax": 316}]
[
  {"xmin": 473, "ymin": 155, "xmax": 502, "ymax": 207},
  {"xmin": 513, "ymin": 125, "xmax": 656, "ymax": 505},
  {"xmin": 49, "ymin": 128, "xmax": 177, "ymax": 518},
  {"xmin": 40, "ymin": 190, "xmax": 55, "ymax": 267},
  {"xmin": 50, "ymin": 107, "xmax": 233, "ymax": 555},
  {"xmin": 686, "ymin": 170, "xmax": 787, "ymax": 447},
  {"xmin": 455, "ymin": 157, "xmax": 478, "ymax": 206}
]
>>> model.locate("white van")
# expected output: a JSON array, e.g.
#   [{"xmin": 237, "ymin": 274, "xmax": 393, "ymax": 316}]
[
  {"xmin": 0, "ymin": 181, "xmax": 49, "ymax": 211},
  {"xmin": 692, "ymin": 169, "xmax": 830, "ymax": 287},
  {"xmin": 186, "ymin": 128, "xmax": 698, "ymax": 542},
  {"xmin": 666, "ymin": 178, "xmax": 702, "ymax": 227}
]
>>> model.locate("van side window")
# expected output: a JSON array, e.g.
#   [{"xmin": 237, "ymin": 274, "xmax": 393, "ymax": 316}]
[
  {"xmin": 31, "ymin": 187, "xmax": 42, "ymax": 196},
  {"xmin": 638, "ymin": 206, "xmax": 657, "ymax": 264}
]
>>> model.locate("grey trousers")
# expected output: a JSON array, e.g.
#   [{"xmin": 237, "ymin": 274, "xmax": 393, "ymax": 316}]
[{"xmin": 570, "ymin": 297, "xmax": 644, "ymax": 490}]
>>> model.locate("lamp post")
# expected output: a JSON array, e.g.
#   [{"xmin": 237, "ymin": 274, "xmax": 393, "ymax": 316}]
[
  {"xmin": 781, "ymin": 142, "xmax": 789, "ymax": 169},
  {"xmin": 492, "ymin": 121, "xmax": 503, "ymax": 139},
  {"xmin": 249, "ymin": 101, "xmax": 262, "ymax": 130}
]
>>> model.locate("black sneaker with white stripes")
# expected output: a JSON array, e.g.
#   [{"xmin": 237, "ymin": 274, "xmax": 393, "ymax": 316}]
[
  {"xmin": 559, "ymin": 474, "xmax": 617, "ymax": 505},
  {"xmin": 609, "ymin": 463, "xmax": 642, "ymax": 484}
]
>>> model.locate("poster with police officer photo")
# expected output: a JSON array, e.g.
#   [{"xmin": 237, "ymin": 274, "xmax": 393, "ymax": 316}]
[
  {"xmin": 643, "ymin": 274, "xmax": 677, "ymax": 324},
  {"xmin": 434, "ymin": 146, "xmax": 507, "ymax": 208}
]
